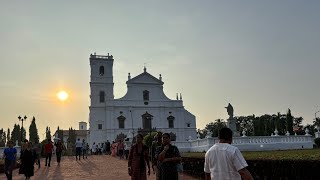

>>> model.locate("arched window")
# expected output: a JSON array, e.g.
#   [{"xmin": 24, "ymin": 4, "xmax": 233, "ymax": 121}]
[
  {"xmin": 99, "ymin": 66, "xmax": 104, "ymax": 76},
  {"xmin": 142, "ymin": 112, "xmax": 153, "ymax": 129},
  {"xmin": 167, "ymin": 116, "xmax": 175, "ymax": 128},
  {"xmin": 117, "ymin": 116, "xmax": 126, "ymax": 129},
  {"xmin": 99, "ymin": 91, "xmax": 105, "ymax": 103},
  {"xmin": 143, "ymin": 90, "xmax": 149, "ymax": 101}
]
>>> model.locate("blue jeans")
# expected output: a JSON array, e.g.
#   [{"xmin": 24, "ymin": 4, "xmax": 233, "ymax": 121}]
[{"xmin": 5, "ymin": 159, "xmax": 15, "ymax": 180}]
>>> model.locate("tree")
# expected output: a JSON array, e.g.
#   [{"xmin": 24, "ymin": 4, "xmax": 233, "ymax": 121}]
[
  {"xmin": 29, "ymin": 116, "xmax": 39, "ymax": 143},
  {"xmin": 56, "ymin": 126, "xmax": 64, "ymax": 143},
  {"xmin": 286, "ymin": 109, "xmax": 294, "ymax": 134},
  {"xmin": 0, "ymin": 128, "xmax": 4, "ymax": 147},
  {"xmin": 21, "ymin": 127, "xmax": 26, "ymax": 141},
  {"xmin": 7, "ymin": 128, "xmax": 10, "ymax": 142},
  {"xmin": 11, "ymin": 124, "xmax": 21, "ymax": 144},
  {"xmin": 197, "ymin": 128, "xmax": 208, "ymax": 139},
  {"xmin": 205, "ymin": 119, "xmax": 226, "ymax": 137},
  {"xmin": 46, "ymin": 126, "xmax": 52, "ymax": 140},
  {"xmin": 0, "ymin": 128, "xmax": 3, "ymax": 142},
  {"xmin": 293, "ymin": 117, "xmax": 304, "ymax": 135},
  {"xmin": 313, "ymin": 117, "xmax": 320, "ymax": 130},
  {"xmin": 67, "ymin": 127, "xmax": 77, "ymax": 155},
  {"xmin": 2, "ymin": 132, "xmax": 6, "ymax": 144}
]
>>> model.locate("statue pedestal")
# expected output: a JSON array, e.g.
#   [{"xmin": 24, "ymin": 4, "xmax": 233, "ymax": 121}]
[{"xmin": 227, "ymin": 117, "xmax": 239, "ymax": 137}]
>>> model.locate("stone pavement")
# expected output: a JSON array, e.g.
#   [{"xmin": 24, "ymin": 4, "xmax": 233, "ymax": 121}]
[{"xmin": 0, "ymin": 155, "xmax": 196, "ymax": 180}]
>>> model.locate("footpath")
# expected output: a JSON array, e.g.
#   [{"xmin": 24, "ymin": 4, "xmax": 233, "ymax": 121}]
[{"xmin": 0, "ymin": 155, "xmax": 195, "ymax": 180}]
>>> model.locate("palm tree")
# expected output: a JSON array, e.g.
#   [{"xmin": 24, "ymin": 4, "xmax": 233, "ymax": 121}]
[{"xmin": 313, "ymin": 117, "xmax": 320, "ymax": 132}]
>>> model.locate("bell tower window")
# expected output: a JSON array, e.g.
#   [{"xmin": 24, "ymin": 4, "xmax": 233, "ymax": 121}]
[
  {"xmin": 99, "ymin": 91, "xmax": 105, "ymax": 103},
  {"xmin": 99, "ymin": 66, "xmax": 104, "ymax": 76}
]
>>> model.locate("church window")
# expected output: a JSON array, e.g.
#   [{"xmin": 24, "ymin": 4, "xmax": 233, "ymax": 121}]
[
  {"xmin": 99, "ymin": 91, "xmax": 105, "ymax": 103},
  {"xmin": 98, "ymin": 124, "xmax": 102, "ymax": 130},
  {"xmin": 81, "ymin": 125, "xmax": 83, "ymax": 130},
  {"xmin": 143, "ymin": 90, "xmax": 149, "ymax": 101},
  {"xmin": 118, "ymin": 116, "xmax": 126, "ymax": 129},
  {"xmin": 99, "ymin": 66, "xmax": 104, "ymax": 76},
  {"xmin": 167, "ymin": 116, "xmax": 175, "ymax": 128},
  {"xmin": 142, "ymin": 112, "xmax": 152, "ymax": 130}
]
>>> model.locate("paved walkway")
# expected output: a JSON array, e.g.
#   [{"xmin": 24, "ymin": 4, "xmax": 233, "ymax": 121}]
[{"xmin": 0, "ymin": 155, "xmax": 195, "ymax": 180}]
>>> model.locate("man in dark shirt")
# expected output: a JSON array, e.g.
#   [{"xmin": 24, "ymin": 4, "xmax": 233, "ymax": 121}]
[{"xmin": 155, "ymin": 133, "xmax": 181, "ymax": 180}]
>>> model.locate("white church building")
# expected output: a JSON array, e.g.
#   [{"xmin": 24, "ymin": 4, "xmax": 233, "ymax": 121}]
[{"xmin": 88, "ymin": 53, "xmax": 197, "ymax": 145}]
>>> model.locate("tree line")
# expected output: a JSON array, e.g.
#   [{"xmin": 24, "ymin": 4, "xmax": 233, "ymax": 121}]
[
  {"xmin": 198, "ymin": 108, "xmax": 320, "ymax": 138},
  {"xmin": 0, "ymin": 116, "xmax": 78, "ymax": 157}
]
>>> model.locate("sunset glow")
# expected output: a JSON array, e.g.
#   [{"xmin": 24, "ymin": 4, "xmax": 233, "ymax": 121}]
[{"xmin": 57, "ymin": 91, "xmax": 69, "ymax": 101}]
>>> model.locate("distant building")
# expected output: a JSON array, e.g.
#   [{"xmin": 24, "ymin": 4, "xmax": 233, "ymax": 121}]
[
  {"xmin": 88, "ymin": 53, "xmax": 197, "ymax": 145},
  {"xmin": 53, "ymin": 122, "xmax": 89, "ymax": 148}
]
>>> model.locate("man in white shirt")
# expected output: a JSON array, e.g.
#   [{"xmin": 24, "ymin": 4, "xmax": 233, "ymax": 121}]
[
  {"xmin": 204, "ymin": 127, "xmax": 253, "ymax": 180},
  {"xmin": 75, "ymin": 138, "xmax": 83, "ymax": 160}
]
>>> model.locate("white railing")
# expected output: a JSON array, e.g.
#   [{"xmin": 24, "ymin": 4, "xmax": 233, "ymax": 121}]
[{"xmin": 174, "ymin": 135, "xmax": 314, "ymax": 152}]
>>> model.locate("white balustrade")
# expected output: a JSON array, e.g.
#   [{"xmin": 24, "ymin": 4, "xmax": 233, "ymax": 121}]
[{"xmin": 174, "ymin": 135, "xmax": 314, "ymax": 152}]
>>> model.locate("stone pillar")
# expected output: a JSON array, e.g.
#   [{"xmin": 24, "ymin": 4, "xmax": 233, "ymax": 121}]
[{"xmin": 227, "ymin": 117, "xmax": 239, "ymax": 136}]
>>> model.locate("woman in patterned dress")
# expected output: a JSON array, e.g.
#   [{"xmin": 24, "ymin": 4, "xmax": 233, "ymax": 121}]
[{"xmin": 128, "ymin": 134, "xmax": 150, "ymax": 180}]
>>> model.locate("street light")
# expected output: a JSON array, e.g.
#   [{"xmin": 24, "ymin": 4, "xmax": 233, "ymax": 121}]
[{"xmin": 18, "ymin": 115, "xmax": 27, "ymax": 142}]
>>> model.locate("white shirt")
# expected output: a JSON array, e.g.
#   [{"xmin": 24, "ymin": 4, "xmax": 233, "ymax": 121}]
[
  {"xmin": 75, "ymin": 140, "xmax": 83, "ymax": 148},
  {"xmin": 204, "ymin": 143, "xmax": 248, "ymax": 180}
]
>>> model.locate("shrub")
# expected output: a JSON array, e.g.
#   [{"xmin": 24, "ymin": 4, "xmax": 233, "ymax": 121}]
[{"xmin": 314, "ymin": 138, "xmax": 320, "ymax": 148}]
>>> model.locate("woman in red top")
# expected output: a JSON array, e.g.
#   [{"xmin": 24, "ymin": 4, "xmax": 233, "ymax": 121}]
[
  {"xmin": 44, "ymin": 139, "xmax": 54, "ymax": 167},
  {"xmin": 128, "ymin": 134, "xmax": 150, "ymax": 180}
]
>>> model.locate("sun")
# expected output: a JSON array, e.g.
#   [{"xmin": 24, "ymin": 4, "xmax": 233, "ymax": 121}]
[{"xmin": 56, "ymin": 90, "xmax": 69, "ymax": 101}]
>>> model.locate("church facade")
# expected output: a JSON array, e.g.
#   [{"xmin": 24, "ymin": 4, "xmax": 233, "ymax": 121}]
[{"xmin": 88, "ymin": 53, "xmax": 197, "ymax": 145}]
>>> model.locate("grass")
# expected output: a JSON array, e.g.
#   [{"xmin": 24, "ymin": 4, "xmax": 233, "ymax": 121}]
[{"xmin": 182, "ymin": 149, "xmax": 320, "ymax": 160}]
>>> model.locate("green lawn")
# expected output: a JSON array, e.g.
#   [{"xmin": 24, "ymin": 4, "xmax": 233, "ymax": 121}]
[{"xmin": 182, "ymin": 149, "xmax": 320, "ymax": 160}]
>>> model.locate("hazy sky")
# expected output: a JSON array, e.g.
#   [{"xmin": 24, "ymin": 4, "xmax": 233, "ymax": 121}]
[{"xmin": 1, "ymin": 1, "xmax": 320, "ymax": 140}]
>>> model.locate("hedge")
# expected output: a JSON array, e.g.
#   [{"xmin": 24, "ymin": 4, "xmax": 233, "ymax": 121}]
[{"xmin": 182, "ymin": 157, "xmax": 320, "ymax": 180}]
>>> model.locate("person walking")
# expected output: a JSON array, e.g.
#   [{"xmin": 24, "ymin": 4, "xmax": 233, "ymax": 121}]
[
  {"xmin": 82, "ymin": 139, "xmax": 88, "ymax": 159},
  {"xmin": 20, "ymin": 142, "xmax": 34, "ymax": 180},
  {"xmin": 204, "ymin": 127, "xmax": 254, "ymax": 180},
  {"xmin": 151, "ymin": 132, "xmax": 162, "ymax": 175},
  {"xmin": 128, "ymin": 134, "xmax": 150, "ymax": 180},
  {"xmin": 105, "ymin": 140, "xmax": 111, "ymax": 155},
  {"xmin": 117, "ymin": 140, "xmax": 124, "ymax": 159},
  {"xmin": 124, "ymin": 141, "xmax": 129, "ymax": 160},
  {"xmin": 44, "ymin": 139, "xmax": 54, "ymax": 167},
  {"xmin": 111, "ymin": 141, "xmax": 117, "ymax": 157},
  {"xmin": 91, "ymin": 142, "xmax": 96, "ymax": 155},
  {"xmin": 75, "ymin": 138, "xmax": 82, "ymax": 160},
  {"xmin": 155, "ymin": 133, "xmax": 181, "ymax": 180},
  {"xmin": 55, "ymin": 139, "xmax": 65, "ymax": 165},
  {"xmin": 32, "ymin": 138, "xmax": 41, "ymax": 169},
  {"xmin": 2, "ymin": 140, "xmax": 17, "ymax": 180}
]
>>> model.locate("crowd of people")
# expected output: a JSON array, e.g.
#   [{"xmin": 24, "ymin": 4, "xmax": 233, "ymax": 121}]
[{"xmin": 2, "ymin": 127, "xmax": 254, "ymax": 180}]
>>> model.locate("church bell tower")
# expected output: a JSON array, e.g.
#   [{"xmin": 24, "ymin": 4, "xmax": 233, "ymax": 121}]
[{"xmin": 89, "ymin": 52, "xmax": 114, "ymax": 106}]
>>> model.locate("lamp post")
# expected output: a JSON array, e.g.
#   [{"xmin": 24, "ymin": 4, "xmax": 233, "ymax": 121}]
[
  {"xmin": 18, "ymin": 115, "xmax": 27, "ymax": 142},
  {"xmin": 130, "ymin": 109, "xmax": 135, "ymax": 142}
]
